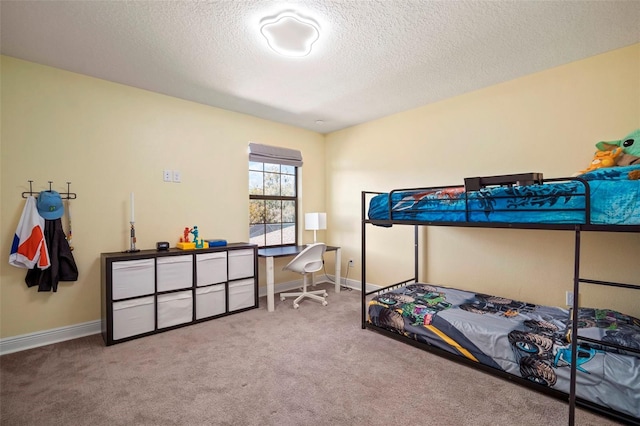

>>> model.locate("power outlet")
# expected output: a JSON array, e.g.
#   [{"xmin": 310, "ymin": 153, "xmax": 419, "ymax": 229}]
[
  {"xmin": 348, "ymin": 259, "xmax": 354, "ymax": 267},
  {"xmin": 163, "ymin": 170, "xmax": 173, "ymax": 182},
  {"xmin": 565, "ymin": 291, "xmax": 574, "ymax": 306},
  {"xmin": 173, "ymin": 170, "xmax": 181, "ymax": 183}
]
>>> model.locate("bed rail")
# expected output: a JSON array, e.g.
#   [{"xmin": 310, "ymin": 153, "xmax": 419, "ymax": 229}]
[
  {"xmin": 364, "ymin": 278, "xmax": 416, "ymax": 299},
  {"xmin": 382, "ymin": 175, "xmax": 592, "ymax": 226}
]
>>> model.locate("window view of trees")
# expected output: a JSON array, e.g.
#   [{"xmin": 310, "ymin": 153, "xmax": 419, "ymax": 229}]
[{"xmin": 249, "ymin": 162, "xmax": 297, "ymax": 247}]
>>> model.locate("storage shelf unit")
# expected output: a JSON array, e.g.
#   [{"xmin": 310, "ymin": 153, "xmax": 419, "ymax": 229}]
[{"xmin": 101, "ymin": 243, "xmax": 258, "ymax": 346}]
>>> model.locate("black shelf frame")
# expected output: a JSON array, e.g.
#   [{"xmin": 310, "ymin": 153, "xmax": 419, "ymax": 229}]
[{"xmin": 101, "ymin": 243, "xmax": 258, "ymax": 346}]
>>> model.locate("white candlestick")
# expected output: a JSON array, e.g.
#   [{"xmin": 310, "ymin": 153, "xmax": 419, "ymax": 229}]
[{"xmin": 130, "ymin": 192, "xmax": 135, "ymax": 223}]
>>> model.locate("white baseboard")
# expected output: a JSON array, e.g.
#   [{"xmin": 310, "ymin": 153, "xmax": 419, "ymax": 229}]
[
  {"xmin": 333, "ymin": 276, "xmax": 366, "ymax": 291},
  {"xmin": 258, "ymin": 278, "xmax": 304, "ymax": 297},
  {"xmin": 327, "ymin": 274, "xmax": 380, "ymax": 293},
  {"xmin": 259, "ymin": 275, "xmax": 367, "ymax": 296},
  {"xmin": 2, "ymin": 276, "xmax": 374, "ymax": 356},
  {"xmin": 0, "ymin": 320, "xmax": 101, "ymax": 356}
]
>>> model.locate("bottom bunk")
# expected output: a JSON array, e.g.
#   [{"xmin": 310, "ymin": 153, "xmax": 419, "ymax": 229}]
[{"xmin": 366, "ymin": 282, "xmax": 640, "ymax": 423}]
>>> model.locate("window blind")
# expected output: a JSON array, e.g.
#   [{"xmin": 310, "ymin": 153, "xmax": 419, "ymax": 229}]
[{"xmin": 248, "ymin": 143, "xmax": 303, "ymax": 167}]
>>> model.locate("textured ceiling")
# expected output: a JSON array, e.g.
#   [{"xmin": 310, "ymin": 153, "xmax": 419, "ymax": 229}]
[{"xmin": 2, "ymin": 1, "xmax": 639, "ymax": 133}]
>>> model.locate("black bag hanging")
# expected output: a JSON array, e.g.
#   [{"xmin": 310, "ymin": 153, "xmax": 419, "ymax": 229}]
[{"xmin": 25, "ymin": 218, "xmax": 78, "ymax": 292}]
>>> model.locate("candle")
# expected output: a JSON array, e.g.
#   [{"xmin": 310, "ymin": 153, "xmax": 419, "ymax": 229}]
[{"xmin": 130, "ymin": 192, "xmax": 135, "ymax": 223}]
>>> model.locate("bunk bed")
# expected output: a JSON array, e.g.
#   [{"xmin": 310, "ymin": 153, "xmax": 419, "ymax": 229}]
[{"xmin": 361, "ymin": 166, "xmax": 640, "ymax": 426}]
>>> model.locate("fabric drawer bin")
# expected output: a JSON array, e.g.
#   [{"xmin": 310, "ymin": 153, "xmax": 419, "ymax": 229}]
[
  {"xmin": 157, "ymin": 290, "xmax": 193, "ymax": 329},
  {"xmin": 112, "ymin": 296, "xmax": 155, "ymax": 340},
  {"xmin": 228, "ymin": 278, "xmax": 255, "ymax": 311},
  {"xmin": 196, "ymin": 252, "xmax": 227, "ymax": 286},
  {"xmin": 195, "ymin": 284, "xmax": 226, "ymax": 319},
  {"xmin": 157, "ymin": 255, "xmax": 193, "ymax": 292},
  {"xmin": 112, "ymin": 259, "xmax": 155, "ymax": 300},
  {"xmin": 228, "ymin": 249, "xmax": 254, "ymax": 280}
]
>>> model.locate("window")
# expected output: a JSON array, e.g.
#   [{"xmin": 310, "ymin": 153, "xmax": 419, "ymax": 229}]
[{"xmin": 248, "ymin": 143, "xmax": 303, "ymax": 248}]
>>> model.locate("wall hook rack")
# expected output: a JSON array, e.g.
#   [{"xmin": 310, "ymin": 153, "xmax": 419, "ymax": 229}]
[{"xmin": 21, "ymin": 180, "xmax": 78, "ymax": 199}]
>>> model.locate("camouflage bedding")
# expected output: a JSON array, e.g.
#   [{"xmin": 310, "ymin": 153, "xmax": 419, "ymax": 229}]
[{"xmin": 368, "ymin": 283, "xmax": 640, "ymax": 419}]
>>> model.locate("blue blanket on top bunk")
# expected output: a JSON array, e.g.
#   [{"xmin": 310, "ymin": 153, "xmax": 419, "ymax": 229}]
[{"xmin": 368, "ymin": 165, "xmax": 640, "ymax": 225}]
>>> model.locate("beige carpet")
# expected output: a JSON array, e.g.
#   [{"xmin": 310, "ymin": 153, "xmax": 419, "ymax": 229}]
[{"xmin": 0, "ymin": 283, "xmax": 625, "ymax": 425}]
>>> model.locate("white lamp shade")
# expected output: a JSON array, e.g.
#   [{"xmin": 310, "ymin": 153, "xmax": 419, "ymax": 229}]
[{"xmin": 305, "ymin": 212, "xmax": 327, "ymax": 231}]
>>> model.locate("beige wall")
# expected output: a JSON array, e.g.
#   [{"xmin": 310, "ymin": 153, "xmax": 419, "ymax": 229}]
[
  {"xmin": 0, "ymin": 56, "xmax": 325, "ymax": 338},
  {"xmin": 2, "ymin": 44, "xmax": 639, "ymax": 340},
  {"xmin": 326, "ymin": 44, "xmax": 640, "ymax": 316}
]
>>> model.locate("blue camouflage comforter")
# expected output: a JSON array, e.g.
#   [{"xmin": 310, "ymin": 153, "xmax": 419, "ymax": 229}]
[{"xmin": 368, "ymin": 165, "xmax": 640, "ymax": 225}]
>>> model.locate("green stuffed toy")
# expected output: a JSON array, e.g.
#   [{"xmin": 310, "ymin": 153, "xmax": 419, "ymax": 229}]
[
  {"xmin": 596, "ymin": 128, "xmax": 640, "ymax": 167},
  {"xmin": 576, "ymin": 129, "xmax": 640, "ymax": 178}
]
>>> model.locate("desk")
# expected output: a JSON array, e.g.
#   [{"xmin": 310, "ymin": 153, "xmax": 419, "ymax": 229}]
[{"xmin": 257, "ymin": 245, "xmax": 341, "ymax": 312}]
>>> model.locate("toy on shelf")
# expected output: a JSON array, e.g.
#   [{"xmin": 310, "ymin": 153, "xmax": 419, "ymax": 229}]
[
  {"xmin": 207, "ymin": 239, "xmax": 228, "ymax": 247},
  {"xmin": 177, "ymin": 225, "xmax": 209, "ymax": 250},
  {"xmin": 179, "ymin": 227, "xmax": 190, "ymax": 243},
  {"xmin": 191, "ymin": 226, "xmax": 206, "ymax": 249}
]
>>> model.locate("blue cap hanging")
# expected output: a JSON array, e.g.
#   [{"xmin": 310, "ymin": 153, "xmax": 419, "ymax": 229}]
[{"xmin": 37, "ymin": 190, "xmax": 64, "ymax": 220}]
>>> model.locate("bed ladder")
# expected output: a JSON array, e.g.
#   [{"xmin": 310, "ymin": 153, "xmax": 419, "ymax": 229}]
[{"xmin": 568, "ymin": 227, "xmax": 640, "ymax": 426}]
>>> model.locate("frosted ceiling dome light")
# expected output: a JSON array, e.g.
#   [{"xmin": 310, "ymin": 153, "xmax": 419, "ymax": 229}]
[{"xmin": 260, "ymin": 11, "xmax": 320, "ymax": 57}]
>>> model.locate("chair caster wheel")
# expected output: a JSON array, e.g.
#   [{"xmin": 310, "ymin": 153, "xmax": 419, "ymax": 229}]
[
  {"xmin": 293, "ymin": 303, "xmax": 299, "ymax": 309},
  {"xmin": 323, "ymin": 292, "xmax": 328, "ymax": 297},
  {"xmin": 280, "ymin": 296, "xmax": 285, "ymax": 301},
  {"xmin": 322, "ymin": 301, "xmax": 328, "ymax": 306}
]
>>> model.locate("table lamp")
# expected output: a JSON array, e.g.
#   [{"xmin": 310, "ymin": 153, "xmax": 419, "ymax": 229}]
[{"xmin": 305, "ymin": 212, "xmax": 326, "ymax": 243}]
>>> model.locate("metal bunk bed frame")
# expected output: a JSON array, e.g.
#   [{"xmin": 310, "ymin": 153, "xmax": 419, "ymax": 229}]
[{"xmin": 360, "ymin": 179, "xmax": 640, "ymax": 426}]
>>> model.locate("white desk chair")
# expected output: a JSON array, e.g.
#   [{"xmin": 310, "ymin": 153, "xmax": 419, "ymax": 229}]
[{"xmin": 280, "ymin": 243, "xmax": 328, "ymax": 309}]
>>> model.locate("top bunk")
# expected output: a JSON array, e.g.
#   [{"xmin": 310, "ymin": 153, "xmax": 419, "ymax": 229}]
[{"xmin": 364, "ymin": 166, "xmax": 640, "ymax": 233}]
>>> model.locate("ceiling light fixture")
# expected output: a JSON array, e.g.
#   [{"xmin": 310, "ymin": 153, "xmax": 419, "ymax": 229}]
[{"xmin": 260, "ymin": 11, "xmax": 320, "ymax": 57}]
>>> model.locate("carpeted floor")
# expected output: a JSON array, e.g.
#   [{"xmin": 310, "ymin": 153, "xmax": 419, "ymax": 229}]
[{"xmin": 0, "ymin": 283, "xmax": 624, "ymax": 425}]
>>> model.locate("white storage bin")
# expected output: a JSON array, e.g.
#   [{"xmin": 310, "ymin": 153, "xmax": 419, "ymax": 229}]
[
  {"xmin": 157, "ymin": 255, "xmax": 193, "ymax": 292},
  {"xmin": 228, "ymin": 249, "xmax": 254, "ymax": 280},
  {"xmin": 112, "ymin": 259, "xmax": 155, "ymax": 300},
  {"xmin": 196, "ymin": 252, "xmax": 227, "ymax": 286},
  {"xmin": 112, "ymin": 296, "xmax": 155, "ymax": 340},
  {"xmin": 195, "ymin": 284, "xmax": 226, "ymax": 319},
  {"xmin": 228, "ymin": 278, "xmax": 255, "ymax": 311},
  {"xmin": 157, "ymin": 290, "xmax": 193, "ymax": 329}
]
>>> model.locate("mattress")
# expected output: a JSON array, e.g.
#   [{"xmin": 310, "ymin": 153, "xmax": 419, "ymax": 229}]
[
  {"xmin": 368, "ymin": 283, "xmax": 640, "ymax": 419},
  {"xmin": 368, "ymin": 165, "xmax": 640, "ymax": 225}
]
